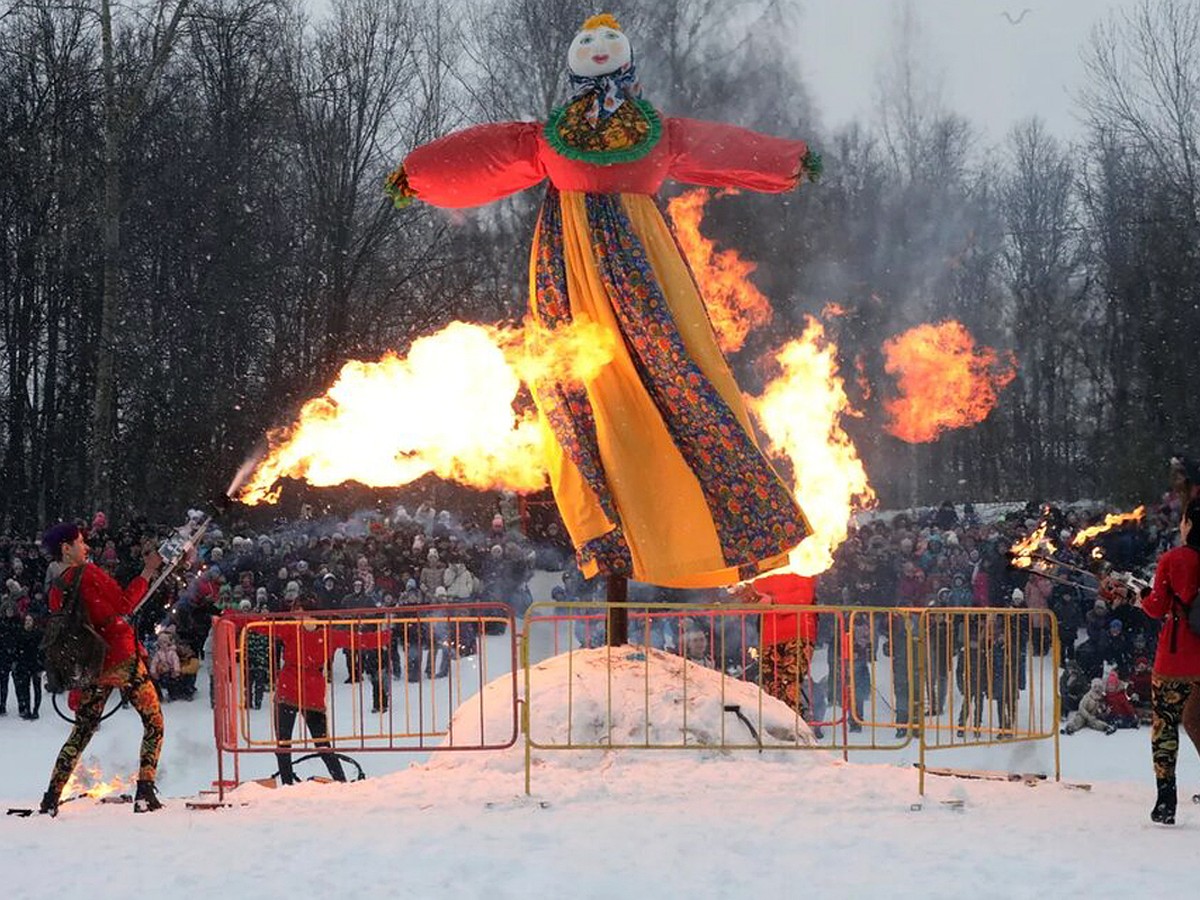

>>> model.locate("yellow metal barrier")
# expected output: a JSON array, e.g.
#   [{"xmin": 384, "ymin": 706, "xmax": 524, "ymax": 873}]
[
  {"xmin": 915, "ymin": 607, "xmax": 1062, "ymax": 793},
  {"xmin": 520, "ymin": 603, "xmax": 1061, "ymax": 795}
]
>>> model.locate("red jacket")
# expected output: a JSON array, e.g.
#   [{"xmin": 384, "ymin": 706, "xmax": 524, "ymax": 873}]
[
  {"xmin": 754, "ymin": 574, "xmax": 816, "ymax": 646},
  {"xmin": 260, "ymin": 622, "xmax": 387, "ymax": 711},
  {"xmin": 1142, "ymin": 545, "xmax": 1200, "ymax": 678},
  {"xmin": 50, "ymin": 564, "xmax": 148, "ymax": 677}
]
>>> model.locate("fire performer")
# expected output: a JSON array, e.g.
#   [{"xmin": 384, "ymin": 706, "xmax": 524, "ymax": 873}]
[
  {"xmin": 385, "ymin": 13, "xmax": 816, "ymax": 589},
  {"xmin": 37, "ymin": 523, "xmax": 164, "ymax": 816},
  {"xmin": 1140, "ymin": 499, "xmax": 1200, "ymax": 825}
]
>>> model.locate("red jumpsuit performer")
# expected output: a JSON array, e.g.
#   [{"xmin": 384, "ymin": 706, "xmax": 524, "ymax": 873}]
[
  {"xmin": 256, "ymin": 618, "xmax": 388, "ymax": 785},
  {"xmin": 38, "ymin": 522, "xmax": 164, "ymax": 816},
  {"xmin": 754, "ymin": 574, "xmax": 818, "ymax": 723},
  {"xmin": 1141, "ymin": 498, "xmax": 1200, "ymax": 825}
]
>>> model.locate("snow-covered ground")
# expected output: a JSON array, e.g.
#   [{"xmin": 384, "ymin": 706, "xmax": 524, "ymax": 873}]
[{"xmin": 3, "ymin": 589, "xmax": 1197, "ymax": 899}]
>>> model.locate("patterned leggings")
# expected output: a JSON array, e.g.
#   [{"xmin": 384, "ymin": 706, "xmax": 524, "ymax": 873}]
[
  {"xmin": 47, "ymin": 656, "xmax": 164, "ymax": 796},
  {"xmin": 1150, "ymin": 675, "xmax": 1200, "ymax": 783},
  {"xmin": 761, "ymin": 638, "xmax": 813, "ymax": 718}
]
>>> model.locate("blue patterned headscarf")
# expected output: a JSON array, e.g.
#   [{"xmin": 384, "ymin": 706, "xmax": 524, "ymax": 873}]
[{"xmin": 567, "ymin": 59, "xmax": 641, "ymax": 128}]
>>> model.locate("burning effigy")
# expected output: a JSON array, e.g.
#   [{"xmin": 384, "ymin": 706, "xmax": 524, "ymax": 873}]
[{"xmin": 247, "ymin": 12, "xmax": 824, "ymax": 590}]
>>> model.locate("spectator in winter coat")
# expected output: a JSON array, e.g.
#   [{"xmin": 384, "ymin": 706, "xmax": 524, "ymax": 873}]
[
  {"xmin": 1103, "ymin": 670, "xmax": 1139, "ymax": 729},
  {"xmin": 1060, "ymin": 659, "xmax": 1088, "ymax": 715},
  {"xmin": 419, "ymin": 548, "xmax": 446, "ymax": 600},
  {"xmin": 174, "ymin": 643, "xmax": 201, "ymax": 698},
  {"xmin": 1062, "ymin": 678, "xmax": 1117, "ymax": 735},
  {"xmin": 443, "ymin": 559, "xmax": 476, "ymax": 601},
  {"xmin": 0, "ymin": 597, "xmax": 19, "ymax": 716},
  {"xmin": 11, "ymin": 613, "xmax": 43, "ymax": 719},
  {"xmin": 149, "ymin": 630, "xmax": 182, "ymax": 692},
  {"xmin": 947, "ymin": 572, "xmax": 973, "ymax": 608},
  {"xmin": 1023, "ymin": 571, "xmax": 1054, "ymax": 655},
  {"xmin": 1140, "ymin": 498, "xmax": 1200, "ymax": 824}
]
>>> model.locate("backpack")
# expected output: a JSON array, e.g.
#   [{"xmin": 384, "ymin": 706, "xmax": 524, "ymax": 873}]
[{"xmin": 40, "ymin": 566, "xmax": 108, "ymax": 693}]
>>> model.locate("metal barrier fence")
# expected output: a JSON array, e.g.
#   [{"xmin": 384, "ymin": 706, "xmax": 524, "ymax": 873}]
[
  {"xmin": 520, "ymin": 602, "xmax": 1061, "ymax": 794},
  {"xmin": 915, "ymin": 607, "xmax": 1062, "ymax": 793},
  {"xmin": 211, "ymin": 604, "xmax": 518, "ymax": 797},
  {"xmin": 209, "ymin": 601, "xmax": 1061, "ymax": 797}
]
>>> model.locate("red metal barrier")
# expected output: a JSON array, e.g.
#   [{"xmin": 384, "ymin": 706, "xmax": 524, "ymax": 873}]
[{"xmin": 212, "ymin": 604, "xmax": 518, "ymax": 797}]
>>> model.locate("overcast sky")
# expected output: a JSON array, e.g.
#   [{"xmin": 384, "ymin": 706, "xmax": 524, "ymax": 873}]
[{"xmin": 794, "ymin": 0, "xmax": 1145, "ymax": 141}]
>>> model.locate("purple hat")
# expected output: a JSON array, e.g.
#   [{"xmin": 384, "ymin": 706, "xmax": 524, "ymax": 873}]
[{"xmin": 41, "ymin": 522, "xmax": 81, "ymax": 560}]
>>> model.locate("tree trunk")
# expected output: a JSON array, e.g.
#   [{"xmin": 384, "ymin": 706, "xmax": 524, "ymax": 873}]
[{"xmin": 90, "ymin": 0, "xmax": 120, "ymax": 513}]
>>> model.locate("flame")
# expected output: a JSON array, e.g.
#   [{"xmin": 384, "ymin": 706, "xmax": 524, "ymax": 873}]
[
  {"xmin": 854, "ymin": 354, "xmax": 872, "ymax": 401},
  {"xmin": 60, "ymin": 764, "xmax": 132, "ymax": 801},
  {"xmin": 822, "ymin": 302, "xmax": 848, "ymax": 318},
  {"xmin": 238, "ymin": 319, "xmax": 616, "ymax": 505},
  {"xmin": 749, "ymin": 317, "xmax": 876, "ymax": 576},
  {"xmin": 1009, "ymin": 522, "xmax": 1053, "ymax": 569},
  {"xmin": 881, "ymin": 320, "xmax": 1016, "ymax": 443},
  {"xmin": 1071, "ymin": 506, "xmax": 1145, "ymax": 547},
  {"xmin": 666, "ymin": 188, "xmax": 772, "ymax": 353}
]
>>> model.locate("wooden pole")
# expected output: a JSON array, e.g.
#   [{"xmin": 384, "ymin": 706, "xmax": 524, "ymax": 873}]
[{"xmin": 607, "ymin": 574, "xmax": 628, "ymax": 646}]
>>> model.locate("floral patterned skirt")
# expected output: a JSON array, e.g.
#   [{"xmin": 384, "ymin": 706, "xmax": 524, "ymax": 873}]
[{"xmin": 528, "ymin": 187, "xmax": 809, "ymax": 587}]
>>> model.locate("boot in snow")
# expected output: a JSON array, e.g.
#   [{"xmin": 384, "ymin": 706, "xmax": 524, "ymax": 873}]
[
  {"xmin": 1151, "ymin": 778, "xmax": 1176, "ymax": 825},
  {"xmin": 39, "ymin": 789, "xmax": 59, "ymax": 817},
  {"xmin": 134, "ymin": 780, "xmax": 163, "ymax": 813}
]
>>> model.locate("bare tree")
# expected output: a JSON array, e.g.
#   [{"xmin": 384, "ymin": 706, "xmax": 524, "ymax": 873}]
[{"xmin": 91, "ymin": 0, "xmax": 192, "ymax": 512}]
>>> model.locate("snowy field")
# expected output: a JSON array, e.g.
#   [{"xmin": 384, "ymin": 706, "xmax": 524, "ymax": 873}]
[{"xmin": 3, "ymin": 591, "xmax": 1198, "ymax": 899}]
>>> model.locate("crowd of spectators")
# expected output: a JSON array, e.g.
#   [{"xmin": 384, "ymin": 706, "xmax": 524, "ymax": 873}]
[{"xmin": 0, "ymin": 467, "xmax": 1192, "ymax": 734}]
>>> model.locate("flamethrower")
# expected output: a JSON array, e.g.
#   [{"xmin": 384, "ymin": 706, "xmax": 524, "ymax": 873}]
[
  {"xmin": 1009, "ymin": 551, "xmax": 1152, "ymax": 602},
  {"xmin": 130, "ymin": 492, "xmax": 235, "ymax": 620}
]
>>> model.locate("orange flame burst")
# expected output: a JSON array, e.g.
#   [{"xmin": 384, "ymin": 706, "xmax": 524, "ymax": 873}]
[
  {"xmin": 1009, "ymin": 522, "xmax": 1054, "ymax": 569},
  {"xmin": 1071, "ymin": 506, "xmax": 1145, "ymax": 547},
  {"xmin": 882, "ymin": 320, "xmax": 1016, "ymax": 443},
  {"xmin": 61, "ymin": 763, "xmax": 132, "ymax": 801},
  {"xmin": 238, "ymin": 319, "xmax": 616, "ymax": 505},
  {"xmin": 749, "ymin": 317, "xmax": 876, "ymax": 576},
  {"xmin": 666, "ymin": 188, "xmax": 772, "ymax": 353}
]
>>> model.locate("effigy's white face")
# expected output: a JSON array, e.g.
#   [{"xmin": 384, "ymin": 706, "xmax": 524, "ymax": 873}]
[{"xmin": 568, "ymin": 26, "xmax": 631, "ymax": 77}]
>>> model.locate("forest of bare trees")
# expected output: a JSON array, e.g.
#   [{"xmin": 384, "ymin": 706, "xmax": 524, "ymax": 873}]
[{"xmin": 1, "ymin": 0, "xmax": 1197, "ymax": 531}]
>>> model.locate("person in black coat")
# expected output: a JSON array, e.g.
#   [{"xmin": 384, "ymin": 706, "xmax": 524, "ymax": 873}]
[
  {"xmin": 0, "ymin": 598, "xmax": 20, "ymax": 715},
  {"xmin": 12, "ymin": 613, "xmax": 43, "ymax": 719}
]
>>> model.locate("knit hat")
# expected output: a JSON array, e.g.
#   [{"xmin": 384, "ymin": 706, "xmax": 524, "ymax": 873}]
[{"xmin": 238, "ymin": 599, "xmax": 252, "ymax": 611}]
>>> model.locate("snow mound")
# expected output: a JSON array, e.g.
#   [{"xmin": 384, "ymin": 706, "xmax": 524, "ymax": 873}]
[{"xmin": 427, "ymin": 646, "xmax": 827, "ymax": 777}]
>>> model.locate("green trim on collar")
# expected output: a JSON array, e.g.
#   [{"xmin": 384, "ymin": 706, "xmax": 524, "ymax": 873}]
[{"xmin": 544, "ymin": 99, "xmax": 663, "ymax": 166}]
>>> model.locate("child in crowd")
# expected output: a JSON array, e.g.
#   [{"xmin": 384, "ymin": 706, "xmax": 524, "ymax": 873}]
[
  {"xmin": 1102, "ymin": 669, "xmax": 1139, "ymax": 729},
  {"xmin": 1061, "ymin": 678, "xmax": 1117, "ymax": 735},
  {"xmin": 149, "ymin": 629, "xmax": 181, "ymax": 698}
]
